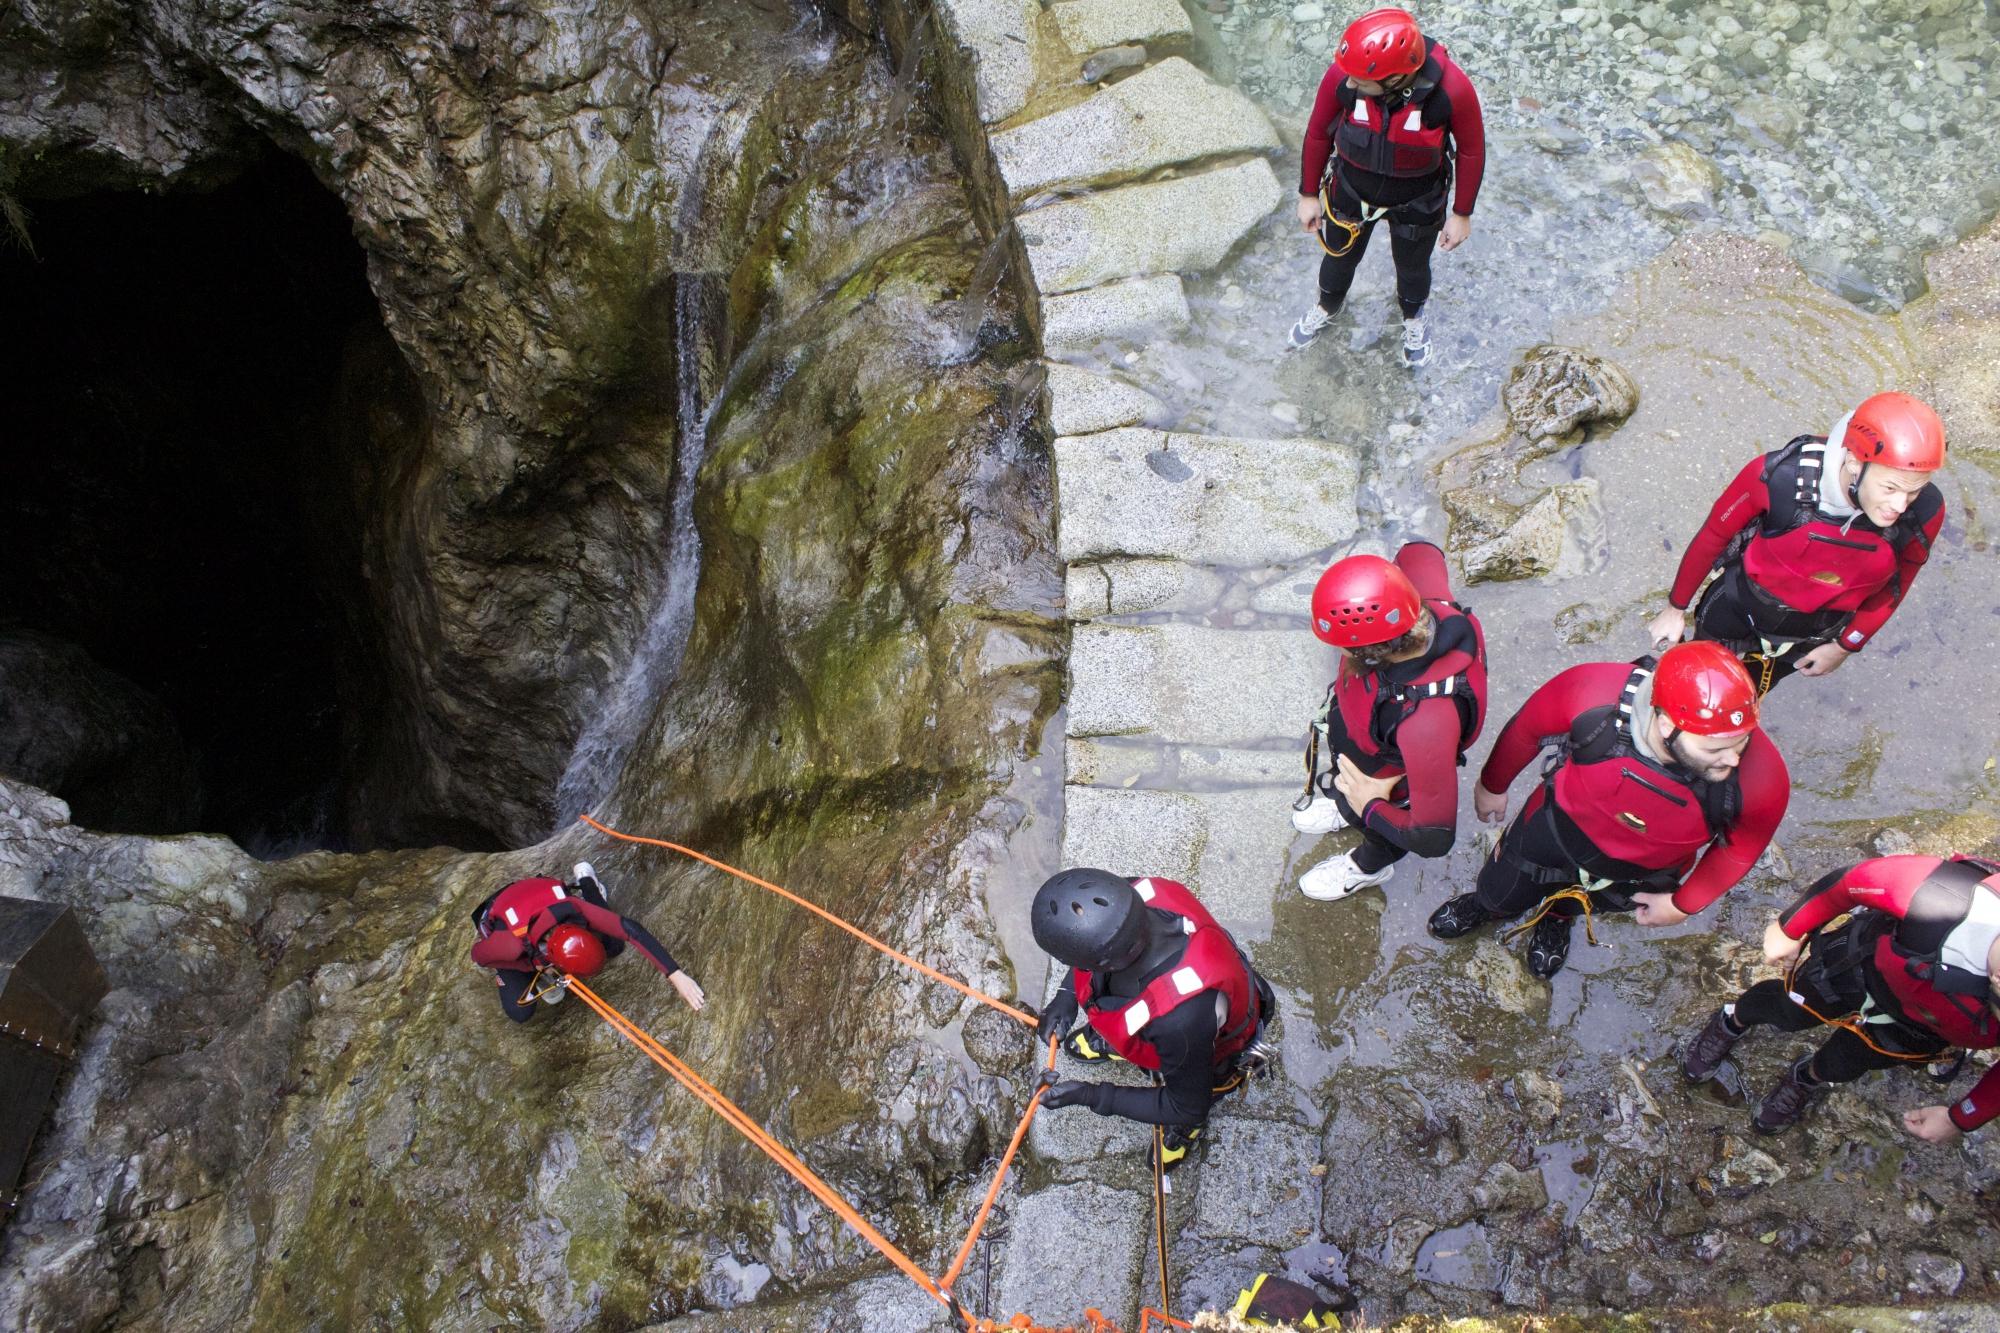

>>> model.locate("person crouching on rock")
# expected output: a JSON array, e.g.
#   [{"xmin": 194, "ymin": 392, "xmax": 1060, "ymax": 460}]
[
  {"xmin": 1684, "ymin": 853, "xmax": 2000, "ymax": 1140},
  {"xmin": 1291, "ymin": 542, "xmax": 1487, "ymax": 902},
  {"xmin": 470, "ymin": 861, "xmax": 706, "ymax": 1022},
  {"xmin": 1646, "ymin": 392, "xmax": 1947, "ymax": 697},
  {"xmin": 1288, "ymin": 6, "xmax": 1485, "ymax": 367},
  {"xmin": 1427, "ymin": 642, "xmax": 1789, "ymax": 979},
  {"xmin": 1030, "ymin": 869, "xmax": 1275, "ymax": 1173}
]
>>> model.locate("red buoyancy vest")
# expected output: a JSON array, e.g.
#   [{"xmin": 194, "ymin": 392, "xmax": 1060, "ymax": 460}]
[
  {"xmin": 1332, "ymin": 42, "xmax": 1454, "ymax": 182},
  {"xmin": 479, "ymin": 877, "xmax": 574, "ymax": 944},
  {"xmin": 1328, "ymin": 596, "xmax": 1487, "ymax": 776},
  {"xmin": 1073, "ymin": 878, "xmax": 1258, "ymax": 1073},
  {"xmin": 1547, "ymin": 662, "xmax": 1740, "ymax": 870},
  {"xmin": 1869, "ymin": 859, "xmax": 2000, "ymax": 1048},
  {"xmin": 1739, "ymin": 436, "xmax": 1940, "ymax": 615}
]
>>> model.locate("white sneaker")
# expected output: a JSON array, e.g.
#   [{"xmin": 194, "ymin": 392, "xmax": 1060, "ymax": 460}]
[
  {"xmin": 1288, "ymin": 302, "xmax": 1336, "ymax": 349},
  {"xmin": 572, "ymin": 861, "xmax": 598, "ymax": 887},
  {"xmin": 1291, "ymin": 794, "xmax": 1345, "ymax": 835},
  {"xmin": 1298, "ymin": 852, "xmax": 1395, "ymax": 901},
  {"xmin": 1401, "ymin": 315, "xmax": 1431, "ymax": 367}
]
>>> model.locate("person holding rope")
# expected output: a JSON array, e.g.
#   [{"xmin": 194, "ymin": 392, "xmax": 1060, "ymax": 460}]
[
  {"xmin": 1427, "ymin": 641, "xmax": 1789, "ymax": 979},
  {"xmin": 1646, "ymin": 391, "xmax": 1947, "ymax": 697},
  {"xmin": 1287, "ymin": 6, "xmax": 1485, "ymax": 366},
  {"xmin": 1029, "ymin": 869, "xmax": 1276, "ymax": 1172},
  {"xmin": 1684, "ymin": 854, "xmax": 2000, "ymax": 1138},
  {"xmin": 1291, "ymin": 542, "xmax": 1487, "ymax": 901},
  {"xmin": 470, "ymin": 862, "xmax": 706, "ymax": 1022}
]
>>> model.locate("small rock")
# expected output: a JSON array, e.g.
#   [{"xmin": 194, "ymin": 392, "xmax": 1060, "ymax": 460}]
[
  {"xmin": 1630, "ymin": 141, "xmax": 1723, "ymax": 219},
  {"xmin": 1270, "ymin": 402, "xmax": 1302, "ymax": 427},
  {"xmin": 1906, "ymin": 1251, "xmax": 1965, "ymax": 1296},
  {"xmin": 1514, "ymin": 1070, "xmax": 1563, "ymax": 1124},
  {"xmin": 1290, "ymin": 2, "xmax": 1326, "ymax": 20},
  {"xmin": 1464, "ymin": 936, "xmax": 1545, "ymax": 1013},
  {"xmin": 1694, "ymin": 1231, "xmax": 1727, "ymax": 1262},
  {"xmin": 1710, "ymin": 1139, "xmax": 1788, "ymax": 1191},
  {"xmin": 1873, "ymin": 827, "xmax": 1917, "ymax": 857},
  {"xmin": 1502, "ymin": 345, "xmax": 1640, "ymax": 441},
  {"xmin": 1080, "ymin": 45, "xmax": 1148, "ymax": 84},
  {"xmin": 1473, "ymin": 1161, "xmax": 1550, "ymax": 1214}
]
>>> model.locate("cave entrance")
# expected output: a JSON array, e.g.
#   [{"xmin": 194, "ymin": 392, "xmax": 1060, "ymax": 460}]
[{"xmin": 0, "ymin": 150, "xmax": 422, "ymax": 857}]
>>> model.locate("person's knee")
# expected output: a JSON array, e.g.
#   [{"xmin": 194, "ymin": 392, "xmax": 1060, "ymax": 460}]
[{"xmin": 501, "ymin": 998, "xmax": 537, "ymax": 1024}]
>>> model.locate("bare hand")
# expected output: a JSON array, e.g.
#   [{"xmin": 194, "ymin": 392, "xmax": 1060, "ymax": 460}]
[
  {"xmin": 1332, "ymin": 753, "xmax": 1401, "ymax": 810},
  {"xmin": 670, "ymin": 970, "xmax": 707, "ymax": 1012},
  {"xmin": 1473, "ymin": 783, "xmax": 1508, "ymax": 825},
  {"xmin": 1902, "ymin": 1105, "xmax": 1961, "ymax": 1144},
  {"xmin": 1646, "ymin": 607, "xmax": 1687, "ymax": 650},
  {"xmin": 1794, "ymin": 642, "xmax": 1851, "ymax": 677},
  {"xmin": 1632, "ymin": 892, "xmax": 1689, "ymax": 927},
  {"xmin": 1297, "ymin": 193, "xmax": 1322, "ymax": 233},
  {"xmin": 1763, "ymin": 918, "xmax": 1803, "ymax": 966},
  {"xmin": 1437, "ymin": 212, "xmax": 1472, "ymax": 252}
]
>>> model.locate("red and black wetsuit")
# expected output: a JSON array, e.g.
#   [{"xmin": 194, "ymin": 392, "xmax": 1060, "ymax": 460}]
[
  {"xmin": 1668, "ymin": 436, "xmax": 1944, "ymax": 690},
  {"xmin": 1315, "ymin": 541, "xmax": 1486, "ymax": 874},
  {"xmin": 1473, "ymin": 661, "xmax": 1789, "ymax": 919},
  {"xmin": 1300, "ymin": 38, "xmax": 1484, "ymax": 318},
  {"xmin": 469, "ymin": 875, "xmax": 682, "ymax": 1023},
  {"xmin": 1729, "ymin": 856, "xmax": 2000, "ymax": 1124}
]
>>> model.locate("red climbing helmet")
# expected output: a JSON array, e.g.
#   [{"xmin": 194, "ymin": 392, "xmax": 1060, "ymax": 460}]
[
  {"xmin": 1652, "ymin": 641, "xmax": 1758, "ymax": 739},
  {"xmin": 544, "ymin": 923, "xmax": 607, "ymax": 977},
  {"xmin": 1842, "ymin": 392, "xmax": 1946, "ymax": 472},
  {"xmin": 1335, "ymin": 8, "xmax": 1426, "ymax": 81},
  {"xmin": 1311, "ymin": 553, "xmax": 1423, "ymax": 648}
]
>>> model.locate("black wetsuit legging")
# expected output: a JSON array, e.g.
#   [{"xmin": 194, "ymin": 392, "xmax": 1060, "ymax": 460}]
[
  {"xmin": 1692, "ymin": 564, "xmax": 1845, "ymax": 696},
  {"xmin": 1729, "ymin": 940, "xmax": 1946, "ymax": 1084},
  {"xmin": 1471, "ymin": 795, "xmax": 1660, "ymax": 921},
  {"xmin": 1316, "ymin": 173, "xmax": 1447, "ymax": 320}
]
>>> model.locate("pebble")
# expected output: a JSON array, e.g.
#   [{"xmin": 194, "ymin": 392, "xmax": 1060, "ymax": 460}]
[
  {"xmin": 1270, "ymin": 402, "xmax": 1302, "ymax": 427},
  {"xmin": 1290, "ymin": 2, "xmax": 1325, "ymax": 20}
]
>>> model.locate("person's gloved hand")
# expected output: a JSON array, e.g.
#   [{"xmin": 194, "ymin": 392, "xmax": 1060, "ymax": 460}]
[
  {"xmin": 1036, "ymin": 990, "xmax": 1079, "ymax": 1040},
  {"xmin": 1036, "ymin": 1069, "xmax": 1100, "ymax": 1111}
]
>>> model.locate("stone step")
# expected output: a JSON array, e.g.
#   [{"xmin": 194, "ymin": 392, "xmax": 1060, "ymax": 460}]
[
  {"xmin": 994, "ymin": 1182, "xmax": 1146, "ymax": 1327},
  {"xmin": 1042, "ymin": 274, "xmax": 1189, "ymax": 358},
  {"xmin": 1019, "ymin": 158, "xmax": 1282, "ymax": 294},
  {"xmin": 1048, "ymin": 0, "xmax": 1191, "ymax": 57},
  {"xmin": 993, "ymin": 58, "xmax": 1278, "ymax": 200},
  {"xmin": 1044, "ymin": 362, "xmax": 1169, "ymax": 437},
  {"xmin": 1069, "ymin": 623, "xmax": 1324, "ymax": 744},
  {"xmin": 936, "ymin": 0, "xmax": 1038, "ymax": 124},
  {"xmin": 1056, "ymin": 428, "xmax": 1359, "ymax": 568}
]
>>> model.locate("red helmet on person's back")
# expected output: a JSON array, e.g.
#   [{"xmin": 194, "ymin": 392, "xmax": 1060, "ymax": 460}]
[
  {"xmin": 1841, "ymin": 391, "xmax": 1946, "ymax": 473},
  {"xmin": 545, "ymin": 923, "xmax": 607, "ymax": 977},
  {"xmin": 1652, "ymin": 641, "xmax": 1758, "ymax": 738},
  {"xmin": 1335, "ymin": 8, "xmax": 1425, "ymax": 81},
  {"xmin": 1311, "ymin": 553, "xmax": 1423, "ymax": 648}
]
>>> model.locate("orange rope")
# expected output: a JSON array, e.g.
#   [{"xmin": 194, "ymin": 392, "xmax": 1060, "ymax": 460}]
[
  {"xmin": 581, "ymin": 813, "xmax": 1036, "ymax": 1028},
  {"xmin": 942, "ymin": 1036, "xmax": 1058, "ymax": 1291},
  {"xmin": 1784, "ymin": 948, "xmax": 1937, "ymax": 1064},
  {"xmin": 565, "ymin": 977, "xmax": 954, "ymax": 1308}
]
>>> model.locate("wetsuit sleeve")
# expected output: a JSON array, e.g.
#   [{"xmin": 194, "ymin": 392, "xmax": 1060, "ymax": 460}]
[
  {"xmin": 1777, "ymin": 856, "xmax": 1943, "ymax": 937},
  {"xmin": 1393, "ymin": 540, "xmax": 1451, "ymax": 599},
  {"xmin": 1668, "ymin": 733, "xmax": 1789, "ymax": 914},
  {"xmin": 1361, "ymin": 698, "xmax": 1460, "ymax": 857},
  {"xmin": 1086, "ymin": 1000, "xmax": 1219, "ymax": 1127},
  {"xmin": 572, "ymin": 901, "xmax": 683, "ymax": 978},
  {"xmin": 1839, "ymin": 494, "xmax": 1944, "ymax": 650},
  {"xmin": 1670, "ymin": 458, "xmax": 1769, "ymax": 609},
  {"xmin": 1438, "ymin": 61, "xmax": 1484, "ymax": 216},
  {"xmin": 1476, "ymin": 662, "xmax": 1617, "ymax": 794},
  {"xmin": 1951, "ymin": 1066, "xmax": 2000, "ymax": 1132},
  {"xmin": 1300, "ymin": 64, "xmax": 1346, "ymax": 195},
  {"xmin": 470, "ymin": 931, "xmax": 534, "ymax": 972}
]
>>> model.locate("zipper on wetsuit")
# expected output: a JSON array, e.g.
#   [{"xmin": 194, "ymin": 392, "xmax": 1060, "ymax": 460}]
[
  {"xmin": 1805, "ymin": 531, "xmax": 1877, "ymax": 551},
  {"xmin": 1621, "ymin": 767, "xmax": 1691, "ymax": 807}
]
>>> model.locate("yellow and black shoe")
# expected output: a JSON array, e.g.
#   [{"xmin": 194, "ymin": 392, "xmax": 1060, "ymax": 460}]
[
  {"xmin": 1064, "ymin": 1028, "xmax": 1123, "ymax": 1063},
  {"xmin": 1231, "ymin": 1272, "xmax": 1349, "ymax": 1328},
  {"xmin": 1153, "ymin": 1123, "xmax": 1204, "ymax": 1174}
]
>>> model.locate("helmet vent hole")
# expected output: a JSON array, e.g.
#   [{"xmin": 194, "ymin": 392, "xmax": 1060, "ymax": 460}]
[{"xmin": 1091, "ymin": 896, "xmax": 1108, "ymax": 906}]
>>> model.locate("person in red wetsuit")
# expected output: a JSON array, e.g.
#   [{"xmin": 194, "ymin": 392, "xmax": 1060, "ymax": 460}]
[
  {"xmin": 1427, "ymin": 641, "xmax": 1789, "ymax": 978},
  {"xmin": 1287, "ymin": 6, "xmax": 1485, "ymax": 367},
  {"xmin": 1684, "ymin": 855, "xmax": 2000, "ymax": 1138},
  {"xmin": 1647, "ymin": 392, "xmax": 1947, "ymax": 696},
  {"xmin": 1291, "ymin": 542, "xmax": 1487, "ymax": 902},
  {"xmin": 1029, "ymin": 869, "xmax": 1275, "ymax": 1172},
  {"xmin": 470, "ymin": 861, "xmax": 706, "ymax": 1022}
]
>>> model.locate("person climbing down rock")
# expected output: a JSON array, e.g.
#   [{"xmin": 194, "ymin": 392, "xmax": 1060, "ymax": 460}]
[
  {"xmin": 1030, "ymin": 868, "xmax": 1275, "ymax": 1172},
  {"xmin": 470, "ymin": 861, "xmax": 706, "ymax": 1022},
  {"xmin": 1288, "ymin": 5, "xmax": 1485, "ymax": 366},
  {"xmin": 1684, "ymin": 854, "xmax": 2000, "ymax": 1139},
  {"xmin": 1292, "ymin": 542, "xmax": 1487, "ymax": 902},
  {"xmin": 1426, "ymin": 642, "xmax": 1788, "ymax": 979},
  {"xmin": 1646, "ymin": 391, "xmax": 1947, "ymax": 696}
]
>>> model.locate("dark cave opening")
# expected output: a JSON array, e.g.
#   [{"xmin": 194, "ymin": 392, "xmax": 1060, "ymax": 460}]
[{"xmin": 0, "ymin": 150, "xmax": 420, "ymax": 857}]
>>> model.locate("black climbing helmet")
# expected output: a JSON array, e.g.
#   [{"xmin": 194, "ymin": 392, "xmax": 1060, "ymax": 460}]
[{"xmin": 1031, "ymin": 868, "xmax": 1147, "ymax": 972}]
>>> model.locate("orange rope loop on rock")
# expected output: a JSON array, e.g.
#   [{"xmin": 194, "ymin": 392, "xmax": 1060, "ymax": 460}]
[{"xmin": 581, "ymin": 813, "xmax": 1036, "ymax": 1028}]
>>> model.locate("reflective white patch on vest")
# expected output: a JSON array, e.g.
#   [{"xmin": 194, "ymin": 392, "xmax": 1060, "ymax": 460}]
[
  {"xmin": 1172, "ymin": 966, "xmax": 1204, "ymax": 996},
  {"xmin": 1352, "ymin": 99, "xmax": 1371, "ymax": 125},
  {"xmin": 1405, "ymin": 107, "xmax": 1423, "ymax": 131},
  {"xmin": 552, "ymin": 884, "xmax": 567, "ymax": 898},
  {"xmin": 1125, "ymin": 999, "xmax": 1152, "ymax": 1034},
  {"xmin": 1134, "ymin": 878, "xmax": 1156, "ymax": 901},
  {"xmin": 1942, "ymin": 886, "xmax": 2000, "ymax": 978},
  {"xmin": 1182, "ymin": 917, "xmax": 1197, "ymax": 934},
  {"xmin": 504, "ymin": 907, "xmax": 520, "ymax": 926}
]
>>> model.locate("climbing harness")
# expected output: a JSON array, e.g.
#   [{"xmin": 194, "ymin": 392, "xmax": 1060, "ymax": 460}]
[
  {"xmin": 1500, "ymin": 881, "xmax": 1609, "ymax": 949},
  {"xmin": 1316, "ymin": 186, "xmax": 1388, "ymax": 259},
  {"xmin": 571, "ymin": 815, "xmax": 1195, "ymax": 1330},
  {"xmin": 1785, "ymin": 924, "xmax": 1950, "ymax": 1068}
]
